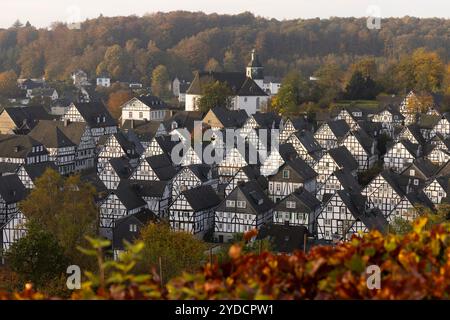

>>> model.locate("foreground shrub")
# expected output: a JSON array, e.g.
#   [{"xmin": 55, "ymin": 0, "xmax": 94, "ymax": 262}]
[{"xmin": 2, "ymin": 217, "xmax": 450, "ymax": 300}]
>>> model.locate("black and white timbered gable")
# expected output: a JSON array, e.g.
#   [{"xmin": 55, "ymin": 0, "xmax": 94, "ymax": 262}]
[
  {"xmin": 314, "ymin": 146, "xmax": 358, "ymax": 185},
  {"xmin": 314, "ymin": 120, "xmax": 350, "ymax": 151},
  {"xmin": 317, "ymin": 190, "xmax": 387, "ymax": 242},
  {"xmin": 130, "ymin": 153, "xmax": 177, "ymax": 182},
  {"xmin": 286, "ymin": 130, "xmax": 323, "ymax": 166},
  {"xmin": 169, "ymin": 185, "xmax": 221, "ymax": 239},
  {"xmin": 383, "ymin": 140, "xmax": 419, "ymax": 173},
  {"xmin": 214, "ymin": 180, "xmax": 273, "ymax": 243},
  {"xmin": 267, "ymin": 157, "xmax": 317, "ymax": 202},
  {"xmin": 273, "ymin": 187, "xmax": 321, "ymax": 232}
]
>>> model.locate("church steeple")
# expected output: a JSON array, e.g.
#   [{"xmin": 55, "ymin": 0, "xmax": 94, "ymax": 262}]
[{"xmin": 246, "ymin": 49, "xmax": 264, "ymax": 88}]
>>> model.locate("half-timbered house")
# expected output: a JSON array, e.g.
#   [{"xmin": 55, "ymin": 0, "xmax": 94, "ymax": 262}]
[
  {"xmin": 169, "ymin": 185, "xmax": 221, "ymax": 239},
  {"xmin": 431, "ymin": 113, "xmax": 450, "ymax": 138},
  {"xmin": 317, "ymin": 190, "xmax": 387, "ymax": 242},
  {"xmin": 362, "ymin": 170, "xmax": 431, "ymax": 221},
  {"xmin": 142, "ymin": 135, "xmax": 178, "ymax": 158},
  {"xmin": 267, "ymin": 157, "xmax": 317, "ymax": 202},
  {"xmin": 112, "ymin": 209, "xmax": 158, "ymax": 259},
  {"xmin": 342, "ymin": 129, "xmax": 378, "ymax": 172},
  {"xmin": 313, "ymin": 146, "xmax": 358, "ymax": 186},
  {"xmin": 424, "ymin": 175, "xmax": 449, "ymax": 205},
  {"xmin": 372, "ymin": 105, "xmax": 404, "ymax": 136},
  {"xmin": 129, "ymin": 153, "xmax": 177, "ymax": 183},
  {"xmin": 0, "ymin": 175, "xmax": 27, "ymax": 225},
  {"xmin": 224, "ymin": 165, "xmax": 268, "ymax": 197},
  {"xmin": 99, "ymin": 157, "xmax": 134, "ymax": 190},
  {"xmin": 214, "ymin": 180, "xmax": 273, "ymax": 243},
  {"xmin": 383, "ymin": 140, "xmax": 419, "ymax": 173},
  {"xmin": 30, "ymin": 119, "xmax": 96, "ymax": 173},
  {"xmin": 273, "ymin": 187, "xmax": 321, "ymax": 232},
  {"xmin": 99, "ymin": 182, "xmax": 148, "ymax": 240},
  {"xmin": 97, "ymin": 131, "xmax": 143, "ymax": 172},
  {"xmin": 260, "ymin": 143, "xmax": 298, "ymax": 177},
  {"xmin": 17, "ymin": 162, "xmax": 59, "ymax": 189},
  {"xmin": 286, "ymin": 130, "xmax": 323, "ymax": 166},
  {"xmin": 279, "ymin": 117, "xmax": 312, "ymax": 143},
  {"xmin": 334, "ymin": 109, "xmax": 359, "ymax": 129},
  {"xmin": 1, "ymin": 211, "xmax": 27, "ymax": 252},
  {"xmin": 316, "ymin": 168, "xmax": 361, "ymax": 200},
  {"xmin": 62, "ymin": 102, "xmax": 118, "ymax": 142},
  {"xmin": 314, "ymin": 120, "xmax": 350, "ymax": 151},
  {"xmin": 171, "ymin": 164, "xmax": 217, "ymax": 200},
  {"xmin": 398, "ymin": 124, "xmax": 426, "ymax": 145},
  {"xmin": 0, "ymin": 135, "xmax": 49, "ymax": 166}
]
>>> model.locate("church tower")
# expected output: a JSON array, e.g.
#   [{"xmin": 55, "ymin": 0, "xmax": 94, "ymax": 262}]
[{"xmin": 246, "ymin": 49, "xmax": 264, "ymax": 89}]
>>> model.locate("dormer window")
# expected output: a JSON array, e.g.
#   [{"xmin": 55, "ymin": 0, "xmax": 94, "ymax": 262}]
[{"xmin": 237, "ymin": 201, "xmax": 246, "ymax": 208}]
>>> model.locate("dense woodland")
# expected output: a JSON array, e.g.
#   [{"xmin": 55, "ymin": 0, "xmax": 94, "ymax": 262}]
[{"xmin": 0, "ymin": 12, "xmax": 448, "ymax": 83}]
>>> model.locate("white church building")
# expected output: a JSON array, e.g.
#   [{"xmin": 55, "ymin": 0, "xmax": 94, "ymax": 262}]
[{"xmin": 185, "ymin": 50, "xmax": 270, "ymax": 115}]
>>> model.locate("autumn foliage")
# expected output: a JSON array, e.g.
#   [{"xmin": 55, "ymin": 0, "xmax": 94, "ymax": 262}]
[{"xmin": 3, "ymin": 217, "xmax": 450, "ymax": 300}]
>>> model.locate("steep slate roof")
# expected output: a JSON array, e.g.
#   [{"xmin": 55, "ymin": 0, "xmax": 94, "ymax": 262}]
[
  {"xmin": 257, "ymin": 224, "xmax": 308, "ymax": 253},
  {"xmin": 113, "ymin": 182, "xmax": 147, "ymax": 211},
  {"xmin": 207, "ymin": 107, "xmax": 248, "ymax": 128},
  {"xmin": 338, "ymin": 190, "xmax": 388, "ymax": 233},
  {"xmin": 334, "ymin": 168, "xmax": 361, "ymax": 192},
  {"xmin": 252, "ymin": 112, "xmax": 282, "ymax": 129},
  {"xmin": 328, "ymin": 146, "xmax": 358, "ymax": 172},
  {"xmin": 403, "ymin": 124, "xmax": 426, "ymax": 145},
  {"xmin": 283, "ymin": 157, "xmax": 318, "ymax": 181},
  {"xmin": 125, "ymin": 180, "xmax": 168, "ymax": 198},
  {"xmin": 187, "ymin": 164, "xmax": 212, "ymax": 182},
  {"xmin": 275, "ymin": 187, "xmax": 321, "ymax": 213},
  {"xmin": 182, "ymin": 185, "xmax": 221, "ymax": 211},
  {"xmin": 164, "ymin": 111, "xmax": 205, "ymax": 133},
  {"xmin": 326, "ymin": 120, "xmax": 350, "ymax": 139},
  {"xmin": 145, "ymin": 154, "xmax": 177, "ymax": 181},
  {"xmin": 0, "ymin": 134, "xmax": 46, "ymax": 158},
  {"xmin": 134, "ymin": 95, "xmax": 167, "ymax": 110},
  {"xmin": 69, "ymin": 102, "xmax": 117, "ymax": 128},
  {"xmin": 288, "ymin": 116, "xmax": 313, "ymax": 132},
  {"xmin": 418, "ymin": 114, "xmax": 441, "ymax": 130},
  {"xmin": 154, "ymin": 135, "xmax": 179, "ymax": 155},
  {"xmin": 0, "ymin": 174, "xmax": 27, "ymax": 204},
  {"xmin": 29, "ymin": 120, "xmax": 88, "ymax": 148},
  {"xmin": 21, "ymin": 162, "xmax": 59, "ymax": 181},
  {"xmin": 108, "ymin": 130, "xmax": 142, "ymax": 159},
  {"xmin": 279, "ymin": 143, "xmax": 299, "ymax": 161},
  {"xmin": 236, "ymin": 180, "xmax": 274, "ymax": 214},
  {"xmin": 351, "ymin": 129, "xmax": 377, "ymax": 155},
  {"xmin": 292, "ymin": 130, "xmax": 323, "ymax": 155},
  {"xmin": 0, "ymin": 163, "xmax": 21, "ymax": 175},
  {"xmin": 187, "ymin": 71, "xmax": 267, "ymax": 97},
  {"xmin": 3, "ymin": 106, "xmax": 53, "ymax": 131},
  {"xmin": 239, "ymin": 165, "xmax": 268, "ymax": 190},
  {"xmin": 403, "ymin": 158, "xmax": 440, "ymax": 179},
  {"xmin": 109, "ymin": 157, "xmax": 134, "ymax": 179}
]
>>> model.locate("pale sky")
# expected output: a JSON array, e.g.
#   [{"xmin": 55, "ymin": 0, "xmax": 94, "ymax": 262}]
[{"xmin": 2, "ymin": 0, "xmax": 449, "ymax": 28}]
